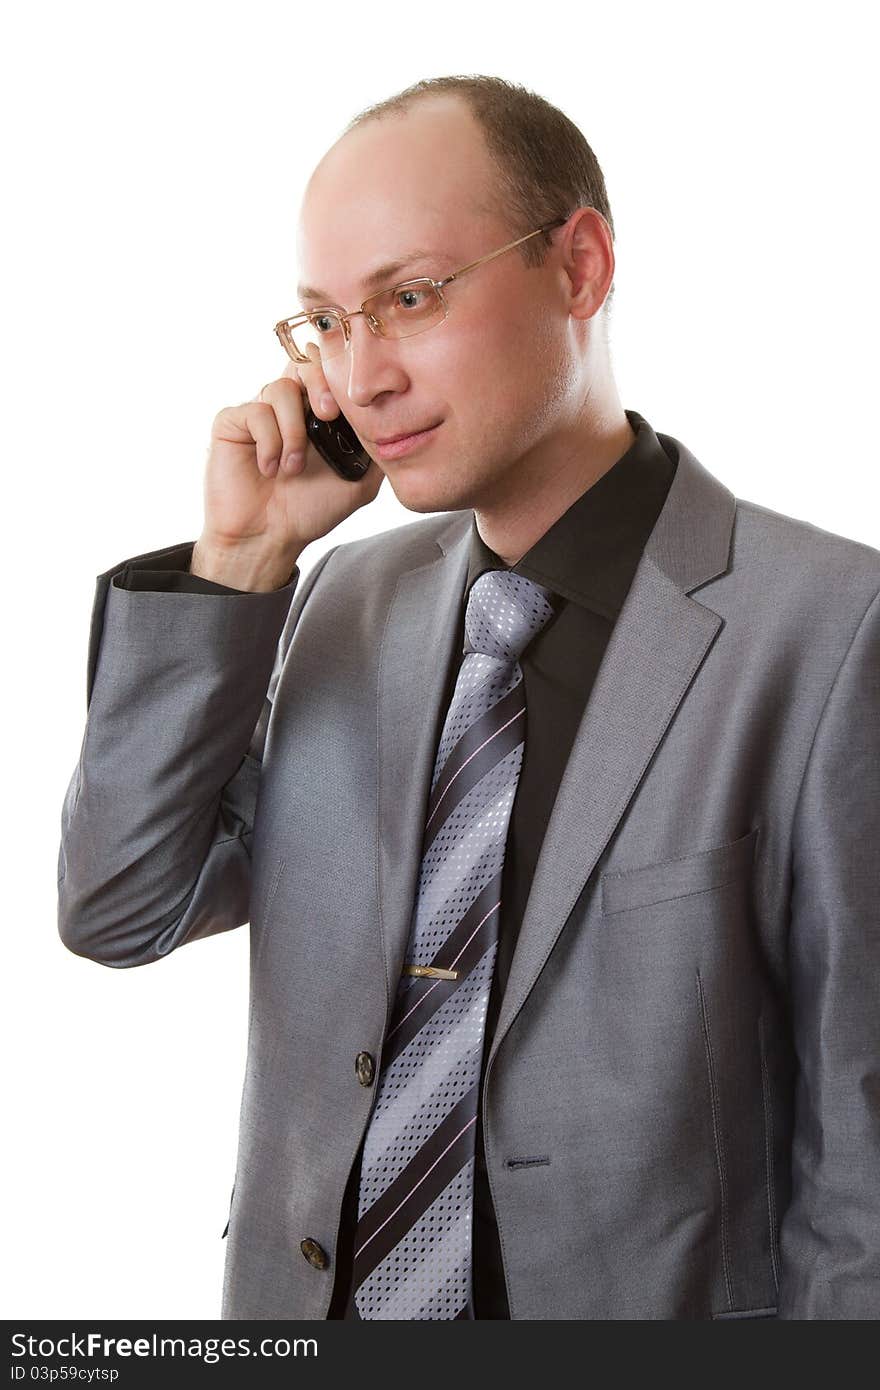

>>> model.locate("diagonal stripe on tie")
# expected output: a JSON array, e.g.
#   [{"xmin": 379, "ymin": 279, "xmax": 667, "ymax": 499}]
[
  {"xmin": 413, "ymin": 761, "xmax": 520, "ymax": 917},
  {"xmin": 421, "ymin": 708, "xmax": 526, "ymax": 852},
  {"xmin": 364, "ymin": 1205, "xmax": 473, "ymax": 1320},
  {"xmin": 362, "ymin": 1036, "xmax": 486, "ymax": 1202},
  {"xmin": 424, "ymin": 682, "xmax": 526, "ymax": 834},
  {"xmin": 361, "ymin": 949, "xmax": 497, "ymax": 1186},
  {"xmin": 352, "ymin": 1083, "xmax": 480, "ymax": 1288},
  {"xmin": 381, "ymin": 874, "xmax": 503, "ymax": 1068},
  {"xmin": 402, "ymin": 840, "xmax": 500, "ymax": 975},
  {"xmin": 432, "ymin": 655, "xmax": 521, "ymax": 781}
]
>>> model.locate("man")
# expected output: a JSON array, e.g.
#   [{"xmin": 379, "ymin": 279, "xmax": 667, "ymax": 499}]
[{"xmin": 57, "ymin": 76, "xmax": 880, "ymax": 1319}]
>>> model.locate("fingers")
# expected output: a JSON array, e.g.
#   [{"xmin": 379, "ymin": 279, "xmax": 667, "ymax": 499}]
[
  {"xmin": 246, "ymin": 347, "xmax": 342, "ymax": 478},
  {"xmin": 232, "ymin": 398, "xmax": 289, "ymax": 477},
  {"xmin": 297, "ymin": 346, "xmax": 340, "ymax": 421},
  {"xmin": 254, "ymin": 368, "xmax": 323, "ymax": 475}
]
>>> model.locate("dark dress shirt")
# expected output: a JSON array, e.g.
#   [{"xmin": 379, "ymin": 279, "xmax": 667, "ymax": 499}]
[{"xmin": 116, "ymin": 406, "xmax": 677, "ymax": 1318}]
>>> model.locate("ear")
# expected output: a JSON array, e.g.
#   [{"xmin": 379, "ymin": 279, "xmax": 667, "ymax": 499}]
[{"xmin": 561, "ymin": 207, "xmax": 615, "ymax": 322}]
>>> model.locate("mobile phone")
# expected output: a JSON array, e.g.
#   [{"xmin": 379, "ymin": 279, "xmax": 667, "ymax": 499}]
[{"xmin": 304, "ymin": 404, "xmax": 372, "ymax": 481}]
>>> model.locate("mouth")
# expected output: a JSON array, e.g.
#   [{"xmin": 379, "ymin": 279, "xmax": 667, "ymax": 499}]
[{"xmin": 372, "ymin": 421, "xmax": 443, "ymax": 461}]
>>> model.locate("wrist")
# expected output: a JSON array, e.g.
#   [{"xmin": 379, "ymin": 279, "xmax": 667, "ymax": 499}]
[{"xmin": 190, "ymin": 537, "xmax": 303, "ymax": 592}]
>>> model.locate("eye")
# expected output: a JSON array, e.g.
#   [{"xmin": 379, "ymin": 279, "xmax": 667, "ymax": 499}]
[
  {"xmin": 394, "ymin": 287, "xmax": 428, "ymax": 311},
  {"xmin": 312, "ymin": 313, "xmax": 339, "ymax": 335}
]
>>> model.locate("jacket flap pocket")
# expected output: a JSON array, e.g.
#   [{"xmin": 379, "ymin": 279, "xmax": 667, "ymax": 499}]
[{"xmin": 601, "ymin": 825, "xmax": 760, "ymax": 916}]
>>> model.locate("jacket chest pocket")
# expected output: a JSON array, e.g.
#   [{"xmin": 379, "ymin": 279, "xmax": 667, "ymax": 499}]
[{"xmin": 600, "ymin": 825, "xmax": 760, "ymax": 916}]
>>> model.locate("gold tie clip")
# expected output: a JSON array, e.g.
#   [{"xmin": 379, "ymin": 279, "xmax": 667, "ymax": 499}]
[{"xmin": 403, "ymin": 964, "xmax": 458, "ymax": 981}]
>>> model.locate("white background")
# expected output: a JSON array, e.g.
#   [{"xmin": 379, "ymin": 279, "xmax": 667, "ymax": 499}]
[{"xmin": 3, "ymin": 0, "xmax": 877, "ymax": 1318}]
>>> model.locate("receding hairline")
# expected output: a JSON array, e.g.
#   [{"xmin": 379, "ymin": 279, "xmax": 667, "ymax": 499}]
[
  {"xmin": 337, "ymin": 91, "xmax": 514, "ymax": 229},
  {"xmin": 296, "ymin": 98, "xmax": 513, "ymax": 305}
]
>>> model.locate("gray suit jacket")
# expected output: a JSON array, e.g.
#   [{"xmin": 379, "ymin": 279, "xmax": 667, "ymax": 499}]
[{"xmin": 58, "ymin": 426, "xmax": 880, "ymax": 1319}]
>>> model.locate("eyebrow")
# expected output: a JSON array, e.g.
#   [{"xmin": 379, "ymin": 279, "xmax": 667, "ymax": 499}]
[{"xmin": 296, "ymin": 249, "xmax": 440, "ymax": 304}]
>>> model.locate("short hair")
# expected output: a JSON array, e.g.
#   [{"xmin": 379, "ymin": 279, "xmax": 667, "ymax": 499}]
[{"xmin": 339, "ymin": 74, "xmax": 616, "ymax": 311}]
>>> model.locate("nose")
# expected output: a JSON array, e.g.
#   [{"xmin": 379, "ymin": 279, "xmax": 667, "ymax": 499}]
[{"xmin": 341, "ymin": 312, "xmax": 409, "ymax": 408}]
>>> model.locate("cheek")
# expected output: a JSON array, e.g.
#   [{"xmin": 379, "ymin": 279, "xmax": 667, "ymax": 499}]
[
  {"xmin": 404, "ymin": 333, "xmax": 488, "ymax": 425},
  {"xmin": 433, "ymin": 315, "xmax": 521, "ymax": 407},
  {"xmin": 405, "ymin": 300, "xmax": 541, "ymax": 440}
]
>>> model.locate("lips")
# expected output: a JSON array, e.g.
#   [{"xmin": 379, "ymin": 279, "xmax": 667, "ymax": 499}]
[{"xmin": 374, "ymin": 421, "xmax": 442, "ymax": 445}]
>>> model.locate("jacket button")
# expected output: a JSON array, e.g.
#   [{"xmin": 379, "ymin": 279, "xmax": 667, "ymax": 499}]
[
  {"xmin": 355, "ymin": 1051, "xmax": 375, "ymax": 1086},
  {"xmin": 300, "ymin": 1238, "xmax": 329, "ymax": 1270}
]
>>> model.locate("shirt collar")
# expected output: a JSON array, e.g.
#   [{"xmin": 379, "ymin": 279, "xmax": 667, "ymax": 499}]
[{"xmin": 464, "ymin": 408, "xmax": 678, "ymax": 622}]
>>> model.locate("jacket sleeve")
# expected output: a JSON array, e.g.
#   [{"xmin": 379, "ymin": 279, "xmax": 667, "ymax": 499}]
[
  {"xmin": 110, "ymin": 539, "xmax": 296, "ymax": 595},
  {"xmin": 57, "ymin": 538, "xmax": 339, "ymax": 968},
  {"xmin": 777, "ymin": 583, "xmax": 880, "ymax": 1317}
]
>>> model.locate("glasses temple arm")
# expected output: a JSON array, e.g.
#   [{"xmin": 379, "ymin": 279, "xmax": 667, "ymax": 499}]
[{"xmin": 436, "ymin": 217, "xmax": 568, "ymax": 287}]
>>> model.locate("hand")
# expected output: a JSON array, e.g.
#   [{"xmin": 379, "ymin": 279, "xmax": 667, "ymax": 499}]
[{"xmin": 198, "ymin": 349, "xmax": 383, "ymax": 567}]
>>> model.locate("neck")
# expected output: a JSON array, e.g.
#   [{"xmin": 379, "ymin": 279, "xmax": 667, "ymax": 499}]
[{"xmin": 473, "ymin": 392, "xmax": 636, "ymax": 566}]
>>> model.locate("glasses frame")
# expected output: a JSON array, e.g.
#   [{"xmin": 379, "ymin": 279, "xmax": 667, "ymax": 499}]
[{"xmin": 274, "ymin": 216, "xmax": 569, "ymax": 364}]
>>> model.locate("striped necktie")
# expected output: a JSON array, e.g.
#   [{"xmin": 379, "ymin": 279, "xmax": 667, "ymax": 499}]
[{"xmin": 352, "ymin": 568, "xmax": 556, "ymax": 1319}]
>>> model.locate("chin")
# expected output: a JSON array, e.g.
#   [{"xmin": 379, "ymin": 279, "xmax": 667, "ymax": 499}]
[
  {"xmin": 383, "ymin": 466, "xmax": 474, "ymax": 516},
  {"xmin": 390, "ymin": 488, "xmax": 459, "ymax": 516},
  {"xmin": 393, "ymin": 482, "xmax": 478, "ymax": 517}
]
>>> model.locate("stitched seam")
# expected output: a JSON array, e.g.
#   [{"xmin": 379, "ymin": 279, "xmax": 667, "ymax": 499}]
[
  {"xmin": 263, "ymin": 855, "xmax": 285, "ymax": 917},
  {"xmin": 758, "ymin": 1013, "xmax": 781, "ymax": 1292},
  {"xmin": 697, "ymin": 968, "xmax": 734, "ymax": 1310}
]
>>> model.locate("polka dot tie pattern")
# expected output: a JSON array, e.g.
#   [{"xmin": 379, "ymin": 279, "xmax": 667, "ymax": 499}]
[{"xmin": 352, "ymin": 569, "xmax": 556, "ymax": 1319}]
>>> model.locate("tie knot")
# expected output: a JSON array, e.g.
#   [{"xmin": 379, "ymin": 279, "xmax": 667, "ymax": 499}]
[{"xmin": 464, "ymin": 569, "xmax": 556, "ymax": 662}]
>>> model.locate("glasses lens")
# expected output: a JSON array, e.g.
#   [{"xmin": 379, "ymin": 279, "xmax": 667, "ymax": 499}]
[
  {"xmin": 283, "ymin": 282, "xmax": 445, "ymax": 363},
  {"xmin": 366, "ymin": 281, "xmax": 445, "ymax": 340},
  {"xmin": 289, "ymin": 311, "xmax": 346, "ymax": 362}
]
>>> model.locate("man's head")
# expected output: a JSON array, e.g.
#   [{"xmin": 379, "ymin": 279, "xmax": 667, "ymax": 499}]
[{"xmin": 295, "ymin": 77, "xmax": 617, "ymax": 516}]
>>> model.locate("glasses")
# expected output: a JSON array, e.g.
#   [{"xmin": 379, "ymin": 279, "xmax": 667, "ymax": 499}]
[{"xmin": 273, "ymin": 217, "xmax": 568, "ymax": 364}]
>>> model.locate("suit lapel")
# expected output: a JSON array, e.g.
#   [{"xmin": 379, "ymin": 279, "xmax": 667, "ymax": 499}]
[{"xmin": 376, "ymin": 515, "xmax": 471, "ymax": 1012}]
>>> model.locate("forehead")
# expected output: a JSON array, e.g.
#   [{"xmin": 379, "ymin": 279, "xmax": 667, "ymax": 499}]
[{"xmin": 296, "ymin": 97, "xmax": 501, "ymax": 302}]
